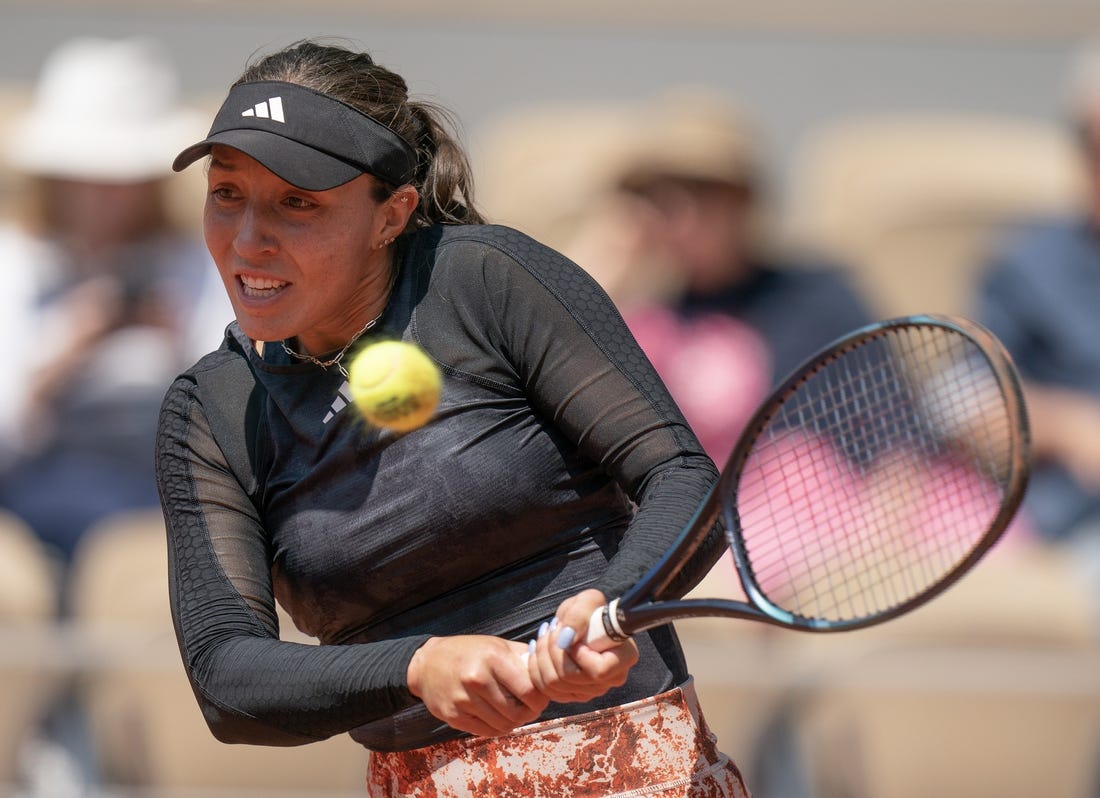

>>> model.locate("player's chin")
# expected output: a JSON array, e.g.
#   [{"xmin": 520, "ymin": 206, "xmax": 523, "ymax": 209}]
[{"xmin": 229, "ymin": 308, "xmax": 294, "ymax": 345}]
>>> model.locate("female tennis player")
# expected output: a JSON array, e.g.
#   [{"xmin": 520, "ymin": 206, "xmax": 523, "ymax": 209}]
[{"xmin": 157, "ymin": 39, "xmax": 747, "ymax": 796}]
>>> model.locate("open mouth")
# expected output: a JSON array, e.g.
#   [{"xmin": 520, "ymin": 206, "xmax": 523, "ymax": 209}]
[{"xmin": 239, "ymin": 274, "xmax": 290, "ymax": 298}]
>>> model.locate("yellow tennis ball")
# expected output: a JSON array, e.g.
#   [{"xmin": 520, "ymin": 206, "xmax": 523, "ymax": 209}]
[{"xmin": 347, "ymin": 340, "xmax": 442, "ymax": 432}]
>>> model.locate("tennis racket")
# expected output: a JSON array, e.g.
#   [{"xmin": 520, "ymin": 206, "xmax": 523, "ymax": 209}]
[{"xmin": 586, "ymin": 313, "xmax": 1030, "ymax": 650}]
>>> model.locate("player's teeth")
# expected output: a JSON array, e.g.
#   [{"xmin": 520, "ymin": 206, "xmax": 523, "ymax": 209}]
[{"xmin": 241, "ymin": 275, "xmax": 288, "ymax": 292}]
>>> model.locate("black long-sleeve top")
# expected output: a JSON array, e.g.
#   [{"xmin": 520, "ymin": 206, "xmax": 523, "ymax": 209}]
[{"xmin": 156, "ymin": 224, "xmax": 721, "ymax": 752}]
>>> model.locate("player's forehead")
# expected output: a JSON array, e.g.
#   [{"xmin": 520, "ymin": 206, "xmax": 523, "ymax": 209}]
[{"xmin": 207, "ymin": 144, "xmax": 269, "ymax": 176}]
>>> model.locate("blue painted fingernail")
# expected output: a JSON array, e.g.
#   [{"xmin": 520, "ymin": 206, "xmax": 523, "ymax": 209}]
[
  {"xmin": 556, "ymin": 627, "xmax": 576, "ymax": 650},
  {"xmin": 528, "ymin": 639, "xmax": 536, "ymax": 656},
  {"xmin": 549, "ymin": 617, "xmax": 559, "ymax": 632},
  {"xmin": 538, "ymin": 621, "xmax": 549, "ymax": 639}
]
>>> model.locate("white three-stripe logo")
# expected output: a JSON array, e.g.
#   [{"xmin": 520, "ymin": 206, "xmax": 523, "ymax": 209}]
[
  {"xmin": 242, "ymin": 97, "xmax": 285, "ymax": 123},
  {"xmin": 323, "ymin": 380, "xmax": 354, "ymax": 424}
]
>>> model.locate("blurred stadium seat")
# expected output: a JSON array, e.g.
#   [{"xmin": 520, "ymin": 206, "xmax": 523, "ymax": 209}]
[
  {"xmin": 474, "ymin": 101, "xmax": 635, "ymax": 255},
  {"xmin": 0, "ymin": 509, "xmax": 62, "ymax": 792},
  {"xmin": 68, "ymin": 509, "xmax": 369, "ymax": 797},
  {"xmin": 0, "ymin": 508, "xmax": 57, "ymax": 621},
  {"xmin": 792, "ymin": 643, "xmax": 1100, "ymax": 798},
  {"xmin": 786, "ymin": 113, "xmax": 1086, "ymax": 318}
]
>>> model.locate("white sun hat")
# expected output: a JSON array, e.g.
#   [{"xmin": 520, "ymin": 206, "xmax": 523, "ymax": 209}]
[{"xmin": 5, "ymin": 36, "xmax": 205, "ymax": 183}]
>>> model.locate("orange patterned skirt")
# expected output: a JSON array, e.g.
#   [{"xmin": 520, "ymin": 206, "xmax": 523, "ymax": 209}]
[{"xmin": 366, "ymin": 679, "xmax": 750, "ymax": 797}]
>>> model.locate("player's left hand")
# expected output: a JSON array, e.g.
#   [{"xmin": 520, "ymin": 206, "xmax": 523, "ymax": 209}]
[{"xmin": 525, "ymin": 588, "xmax": 639, "ymax": 704}]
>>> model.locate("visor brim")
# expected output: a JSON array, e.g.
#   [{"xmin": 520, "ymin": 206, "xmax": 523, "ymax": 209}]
[{"xmin": 172, "ymin": 128, "xmax": 363, "ymax": 191}]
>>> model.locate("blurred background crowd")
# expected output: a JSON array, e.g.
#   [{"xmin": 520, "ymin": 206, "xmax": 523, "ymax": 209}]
[{"xmin": 3, "ymin": 1, "xmax": 1100, "ymax": 796}]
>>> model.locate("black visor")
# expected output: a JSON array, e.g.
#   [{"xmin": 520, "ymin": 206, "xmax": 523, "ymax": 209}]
[{"xmin": 172, "ymin": 80, "xmax": 416, "ymax": 190}]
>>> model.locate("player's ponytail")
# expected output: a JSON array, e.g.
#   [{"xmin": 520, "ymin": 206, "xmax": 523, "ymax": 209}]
[{"xmin": 405, "ymin": 100, "xmax": 484, "ymax": 226}]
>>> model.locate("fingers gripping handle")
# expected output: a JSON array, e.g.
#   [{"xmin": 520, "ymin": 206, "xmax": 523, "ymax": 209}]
[{"xmin": 585, "ymin": 598, "xmax": 629, "ymax": 652}]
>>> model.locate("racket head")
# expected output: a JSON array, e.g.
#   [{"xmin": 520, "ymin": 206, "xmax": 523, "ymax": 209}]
[{"xmin": 722, "ymin": 314, "xmax": 1030, "ymax": 631}]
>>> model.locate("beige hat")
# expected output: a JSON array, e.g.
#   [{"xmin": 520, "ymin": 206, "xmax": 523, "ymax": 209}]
[
  {"xmin": 6, "ymin": 36, "xmax": 205, "ymax": 182},
  {"xmin": 615, "ymin": 88, "xmax": 761, "ymax": 191},
  {"xmin": 475, "ymin": 101, "xmax": 639, "ymax": 248}
]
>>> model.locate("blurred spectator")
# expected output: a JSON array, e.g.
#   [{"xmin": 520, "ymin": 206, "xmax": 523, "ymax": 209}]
[
  {"xmin": 0, "ymin": 36, "xmax": 231, "ymax": 593},
  {"xmin": 974, "ymin": 44, "xmax": 1100, "ymax": 544},
  {"xmin": 571, "ymin": 90, "xmax": 875, "ymax": 462}
]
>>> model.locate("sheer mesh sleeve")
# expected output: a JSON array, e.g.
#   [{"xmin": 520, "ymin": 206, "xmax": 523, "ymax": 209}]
[{"xmin": 156, "ymin": 369, "xmax": 428, "ymax": 745}]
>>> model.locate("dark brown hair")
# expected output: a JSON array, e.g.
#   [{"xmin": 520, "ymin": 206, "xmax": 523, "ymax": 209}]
[{"xmin": 236, "ymin": 39, "xmax": 484, "ymax": 229}]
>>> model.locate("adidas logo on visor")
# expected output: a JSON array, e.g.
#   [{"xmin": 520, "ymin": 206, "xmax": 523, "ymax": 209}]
[{"xmin": 241, "ymin": 96, "xmax": 285, "ymax": 123}]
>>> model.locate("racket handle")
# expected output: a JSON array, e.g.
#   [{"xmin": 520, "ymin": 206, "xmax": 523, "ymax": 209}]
[{"xmin": 585, "ymin": 598, "xmax": 627, "ymax": 652}]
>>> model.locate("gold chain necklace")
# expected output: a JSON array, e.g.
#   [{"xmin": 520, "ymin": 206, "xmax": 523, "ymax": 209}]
[{"xmin": 281, "ymin": 265, "xmax": 398, "ymax": 379}]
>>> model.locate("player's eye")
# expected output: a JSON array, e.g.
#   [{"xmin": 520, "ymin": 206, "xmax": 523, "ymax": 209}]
[
  {"xmin": 209, "ymin": 185, "xmax": 239, "ymax": 202},
  {"xmin": 284, "ymin": 195, "xmax": 316, "ymax": 210}
]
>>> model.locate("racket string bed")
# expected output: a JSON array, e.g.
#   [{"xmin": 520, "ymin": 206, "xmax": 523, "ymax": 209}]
[
  {"xmin": 736, "ymin": 324, "xmax": 1014, "ymax": 624},
  {"xmin": 586, "ymin": 314, "xmax": 1029, "ymax": 648},
  {"xmin": 740, "ymin": 342, "xmax": 905, "ymax": 618}
]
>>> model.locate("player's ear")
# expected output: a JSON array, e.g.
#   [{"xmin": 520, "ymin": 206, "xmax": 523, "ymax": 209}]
[{"xmin": 380, "ymin": 184, "xmax": 419, "ymax": 239}]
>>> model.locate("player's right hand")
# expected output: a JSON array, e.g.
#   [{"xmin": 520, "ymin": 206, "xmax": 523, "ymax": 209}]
[{"xmin": 525, "ymin": 588, "xmax": 639, "ymax": 704}]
